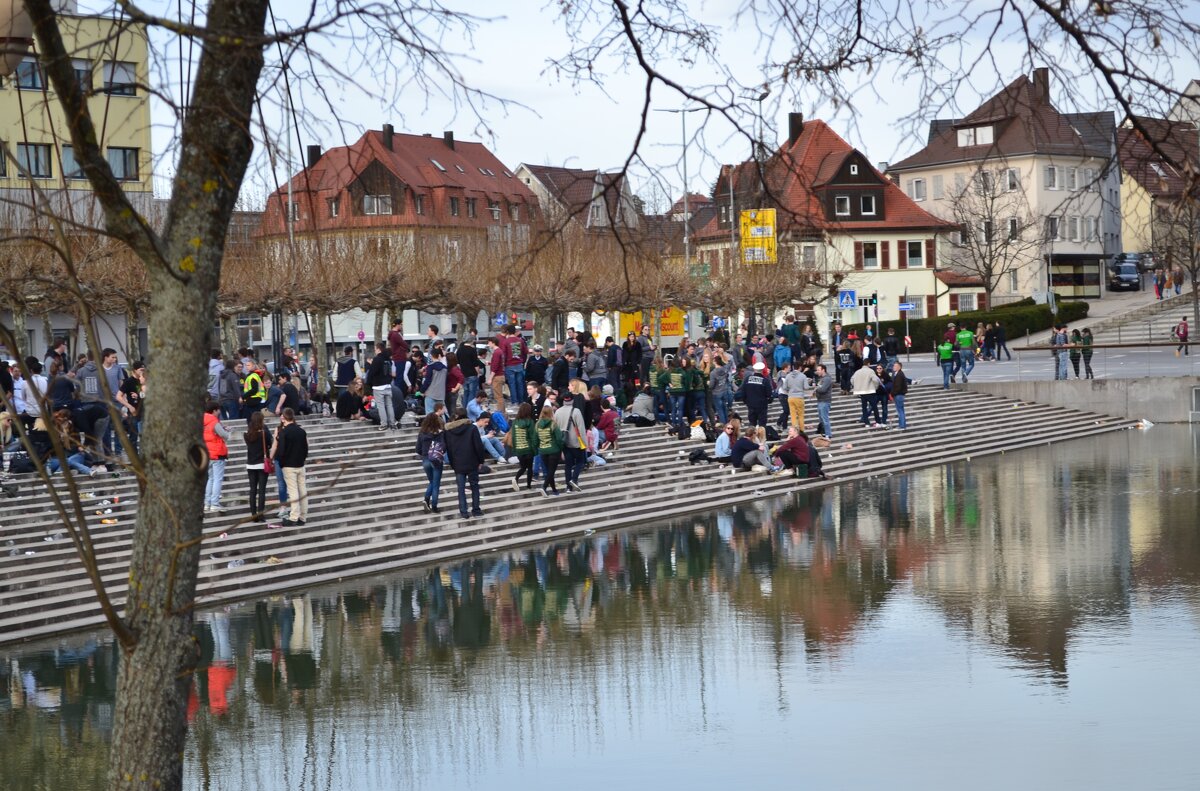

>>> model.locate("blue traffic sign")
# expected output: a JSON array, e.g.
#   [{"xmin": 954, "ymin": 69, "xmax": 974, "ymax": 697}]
[
  {"xmin": 898, "ymin": 302, "xmax": 916, "ymax": 311},
  {"xmin": 837, "ymin": 290, "xmax": 857, "ymax": 310}
]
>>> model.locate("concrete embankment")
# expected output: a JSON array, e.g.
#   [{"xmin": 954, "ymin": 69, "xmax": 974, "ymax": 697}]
[
  {"xmin": 0, "ymin": 386, "xmax": 1135, "ymax": 645},
  {"xmin": 966, "ymin": 376, "xmax": 1200, "ymax": 423}
]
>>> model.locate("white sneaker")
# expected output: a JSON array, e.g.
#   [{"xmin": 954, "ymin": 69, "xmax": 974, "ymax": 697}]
[
  {"xmin": 278, "ymin": 507, "xmax": 289, "ymax": 519},
  {"xmin": 507, "ymin": 456, "xmax": 518, "ymax": 464},
  {"xmin": 750, "ymin": 464, "xmax": 768, "ymax": 473}
]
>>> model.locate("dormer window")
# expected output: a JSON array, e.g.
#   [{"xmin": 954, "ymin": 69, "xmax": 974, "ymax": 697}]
[
  {"xmin": 860, "ymin": 195, "xmax": 876, "ymax": 215},
  {"xmin": 834, "ymin": 196, "xmax": 851, "ymax": 216},
  {"xmin": 956, "ymin": 125, "xmax": 994, "ymax": 147}
]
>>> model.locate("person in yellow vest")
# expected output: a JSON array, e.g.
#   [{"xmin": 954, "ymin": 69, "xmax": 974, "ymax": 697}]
[{"xmin": 242, "ymin": 361, "xmax": 267, "ymax": 422}]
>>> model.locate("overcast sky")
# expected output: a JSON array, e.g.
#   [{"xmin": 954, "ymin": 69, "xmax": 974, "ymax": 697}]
[{"xmin": 133, "ymin": 0, "xmax": 1191, "ymax": 209}]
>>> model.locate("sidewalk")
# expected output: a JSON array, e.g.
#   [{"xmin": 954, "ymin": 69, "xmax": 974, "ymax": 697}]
[{"xmin": 1011, "ymin": 285, "xmax": 1194, "ymax": 346}]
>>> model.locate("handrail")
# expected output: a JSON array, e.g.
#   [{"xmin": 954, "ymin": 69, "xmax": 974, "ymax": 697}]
[{"xmin": 1020, "ymin": 341, "xmax": 1197, "ymax": 351}]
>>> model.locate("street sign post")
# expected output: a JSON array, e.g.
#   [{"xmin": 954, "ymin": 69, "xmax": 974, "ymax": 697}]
[{"xmin": 897, "ymin": 302, "xmax": 916, "ymax": 311}]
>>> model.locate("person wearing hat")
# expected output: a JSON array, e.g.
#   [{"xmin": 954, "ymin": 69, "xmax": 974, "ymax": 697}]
[
  {"xmin": 524, "ymin": 343, "xmax": 549, "ymax": 386},
  {"xmin": 742, "ymin": 360, "xmax": 774, "ymax": 428}
]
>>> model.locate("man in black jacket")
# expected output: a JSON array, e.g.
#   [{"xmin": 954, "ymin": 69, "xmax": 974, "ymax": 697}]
[
  {"xmin": 275, "ymin": 408, "xmax": 309, "ymax": 526},
  {"xmin": 443, "ymin": 407, "xmax": 487, "ymax": 519},
  {"xmin": 524, "ymin": 344, "xmax": 550, "ymax": 385},
  {"xmin": 456, "ymin": 333, "xmax": 484, "ymax": 405},
  {"xmin": 549, "ymin": 350, "xmax": 575, "ymax": 398}
]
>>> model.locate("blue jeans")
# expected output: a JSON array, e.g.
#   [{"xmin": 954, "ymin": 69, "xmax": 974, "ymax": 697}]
[
  {"xmin": 274, "ymin": 464, "xmax": 288, "ymax": 505},
  {"xmin": 205, "ymin": 458, "xmax": 227, "ymax": 506},
  {"xmin": 48, "ymin": 453, "xmax": 93, "ymax": 476},
  {"xmin": 462, "ymin": 375, "xmax": 479, "ymax": 409},
  {"xmin": 885, "ymin": 355, "xmax": 898, "ymax": 370},
  {"xmin": 817, "ymin": 400, "xmax": 831, "ymax": 438},
  {"xmin": 655, "ymin": 389, "xmax": 668, "ymax": 421},
  {"xmin": 482, "ymin": 435, "xmax": 505, "ymax": 461},
  {"xmin": 533, "ymin": 454, "xmax": 545, "ymax": 478},
  {"xmin": 714, "ymin": 391, "xmax": 732, "ymax": 425},
  {"xmin": 588, "ymin": 376, "xmax": 607, "ymax": 395},
  {"xmin": 859, "ymin": 394, "xmax": 881, "ymax": 425},
  {"xmin": 504, "ymin": 365, "xmax": 525, "ymax": 409},
  {"xmin": 958, "ymin": 350, "xmax": 975, "ymax": 379},
  {"xmin": 563, "ymin": 447, "xmax": 587, "ymax": 487},
  {"xmin": 1056, "ymin": 352, "xmax": 1069, "ymax": 380},
  {"xmin": 670, "ymin": 394, "xmax": 685, "ymax": 424},
  {"xmin": 424, "ymin": 396, "xmax": 442, "ymax": 415},
  {"xmin": 422, "ymin": 460, "xmax": 442, "ymax": 507},
  {"xmin": 941, "ymin": 360, "xmax": 954, "ymax": 389},
  {"xmin": 894, "ymin": 394, "xmax": 906, "ymax": 429},
  {"xmin": 220, "ymin": 400, "xmax": 240, "ymax": 421},
  {"xmin": 456, "ymin": 470, "xmax": 481, "ymax": 515}
]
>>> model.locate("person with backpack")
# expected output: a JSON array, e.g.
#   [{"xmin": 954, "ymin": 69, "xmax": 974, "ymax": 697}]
[
  {"xmin": 1172, "ymin": 317, "xmax": 1189, "ymax": 356},
  {"xmin": 416, "ymin": 413, "xmax": 446, "ymax": 513},
  {"xmin": 582, "ymin": 341, "xmax": 608, "ymax": 394},
  {"xmin": 218, "ymin": 358, "xmax": 242, "ymax": 420},
  {"xmin": 554, "ymin": 380, "xmax": 589, "ymax": 493}
]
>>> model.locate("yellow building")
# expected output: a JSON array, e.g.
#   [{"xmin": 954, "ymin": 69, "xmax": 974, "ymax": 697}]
[{"xmin": 0, "ymin": 9, "xmax": 152, "ymax": 219}]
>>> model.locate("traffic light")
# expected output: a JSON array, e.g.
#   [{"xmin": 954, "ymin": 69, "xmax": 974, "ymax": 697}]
[{"xmin": 870, "ymin": 291, "xmax": 878, "ymax": 305}]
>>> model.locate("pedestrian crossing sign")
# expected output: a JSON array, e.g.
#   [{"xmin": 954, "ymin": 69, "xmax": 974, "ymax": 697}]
[{"xmin": 837, "ymin": 290, "xmax": 857, "ymax": 310}]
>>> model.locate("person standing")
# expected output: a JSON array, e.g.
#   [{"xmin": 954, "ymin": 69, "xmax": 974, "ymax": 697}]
[
  {"xmin": 636, "ymin": 325, "xmax": 655, "ymax": 386},
  {"xmin": 486, "ymin": 337, "xmax": 506, "ymax": 413},
  {"xmin": 709, "ymin": 352, "xmax": 734, "ymax": 425},
  {"xmin": 524, "ymin": 344, "xmax": 549, "ymax": 387},
  {"xmin": 1069, "ymin": 329, "xmax": 1083, "ymax": 378},
  {"xmin": 535, "ymin": 404, "xmax": 564, "ymax": 496},
  {"xmin": 549, "ymin": 348, "xmax": 573, "ymax": 396},
  {"xmin": 217, "ymin": 358, "xmax": 242, "ymax": 421},
  {"xmin": 274, "ymin": 408, "xmax": 309, "ymax": 526},
  {"xmin": 509, "ymin": 402, "xmax": 539, "ymax": 491},
  {"xmin": 332, "ymin": 346, "xmax": 361, "ymax": 397},
  {"xmin": 994, "ymin": 321, "xmax": 1011, "ymax": 361},
  {"xmin": 207, "ymin": 350, "xmax": 224, "ymax": 402},
  {"xmin": 456, "ymin": 332, "xmax": 484, "ymax": 406},
  {"xmin": 388, "ymin": 317, "xmax": 409, "ymax": 374},
  {"xmin": 554, "ymin": 380, "xmax": 589, "ymax": 493},
  {"xmin": 1154, "ymin": 269, "xmax": 1166, "ymax": 300},
  {"xmin": 955, "ymin": 324, "xmax": 976, "ymax": 383},
  {"xmin": 501, "ymin": 324, "xmax": 528, "ymax": 413},
  {"xmin": 1173, "ymin": 316, "xmax": 1190, "ymax": 356},
  {"xmin": 242, "ymin": 360, "xmax": 267, "ymax": 421},
  {"xmin": 582, "ymin": 341, "xmax": 608, "ymax": 393},
  {"xmin": 443, "ymin": 407, "xmax": 486, "ymax": 519},
  {"xmin": 891, "ymin": 361, "xmax": 909, "ymax": 431},
  {"xmin": 1081, "ymin": 327, "xmax": 1095, "ymax": 378},
  {"xmin": 781, "ymin": 361, "xmax": 810, "ymax": 431},
  {"xmin": 851, "ymin": 363, "xmax": 883, "ymax": 428},
  {"xmin": 367, "ymin": 341, "xmax": 396, "ymax": 430},
  {"xmin": 1173, "ymin": 265, "xmax": 1184, "ymax": 296},
  {"xmin": 415, "ymin": 413, "xmax": 445, "ymax": 514},
  {"xmin": 882, "ymin": 327, "xmax": 901, "ymax": 370},
  {"xmin": 813, "ymin": 364, "xmax": 833, "ymax": 440},
  {"xmin": 422, "ymin": 347, "xmax": 449, "ymax": 416},
  {"xmin": 202, "ymin": 401, "xmax": 231, "ymax": 514},
  {"xmin": 243, "ymin": 410, "xmax": 273, "ymax": 522},
  {"xmin": 937, "ymin": 337, "xmax": 955, "ymax": 389},
  {"xmin": 742, "ymin": 361, "xmax": 773, "ymax": 428},
  {"xmin": 1050, "ymin": 324, "xmax": 1070, "ymax": 380}
]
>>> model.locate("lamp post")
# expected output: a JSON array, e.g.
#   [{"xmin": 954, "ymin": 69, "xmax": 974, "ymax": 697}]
[
  {"xmin": 0, "ymin": 0, "xmax": 34, "ymax": 77},
  {"xmin": 656, "ymin": 106, "xmax": 705, "ymax": 337}
]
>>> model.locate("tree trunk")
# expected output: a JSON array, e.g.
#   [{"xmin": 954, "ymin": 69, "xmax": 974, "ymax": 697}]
[
  {"xmin": 310, "ymin": 311, "xmax": 328, "ymax": 396},
  {"xmin": 220, "ymin": 314, "xmax": 239, "ymax": 358},
  {"xmin": 373, "ymin": 309, "xmax": 384, "ymax": 345},
  {"xmin": 11, "ymin": 307, "xmax": 27, "ymax": 359},
  {"xmin": 126, "ymin": 302, "xmax": 141, "ymax": 363},
  {"xmin": 42, "ymin": 313, "xmax": 54, "ymax": 357},
  {"xmin": 532, "ymin": 309, "xmax": 553, "ymax": 347}
]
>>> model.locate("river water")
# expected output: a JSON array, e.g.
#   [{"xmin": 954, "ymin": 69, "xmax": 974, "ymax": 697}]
[{"xmin": 2, "ymin": 429, "xmax": 1198, "ymax": 790}]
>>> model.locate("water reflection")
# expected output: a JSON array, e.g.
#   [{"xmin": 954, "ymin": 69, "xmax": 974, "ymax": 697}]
[{"xmin": 2, "ymin": 430, "xmax": 1198, "ymax": 791}]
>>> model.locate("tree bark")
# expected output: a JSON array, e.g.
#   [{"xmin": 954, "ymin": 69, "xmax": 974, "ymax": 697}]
[
  {"xmin": 220, "ymin": 314, "xmax": 240, "ymax": 358},
  {"xmin": 310, "ymin": 311, "xmax": 328, "ymax": 396},
  {"xmin": 42, "ymin": 314, "xmax": 54, "ymax": 357},
  {"xmin": 373, "ymin": 309, "xmax": 384, "ymax": 345},
  {"xmin": 125, "ymin": 302, "xmax": 141, "ymax": 363},
  {"xmin": 11, "ymin": 307, "xmax": 27, "ymax": 359}
]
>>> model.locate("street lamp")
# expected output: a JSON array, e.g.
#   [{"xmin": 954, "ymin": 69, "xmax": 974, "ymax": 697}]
[{"xmin": 0, "ymin": 0, "xmax": 34, "ymax": 77}]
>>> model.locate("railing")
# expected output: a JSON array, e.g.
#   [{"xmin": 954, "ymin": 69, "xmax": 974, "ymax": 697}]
[{"xmin": 1008, "ymin": 341, "xmax": 1199, "ymax": 381}]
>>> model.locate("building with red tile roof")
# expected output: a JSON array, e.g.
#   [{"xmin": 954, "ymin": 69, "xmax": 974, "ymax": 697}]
[
  {"xmin": 889, "ymin": 68, "xmax": 1121, "ymax": 302},
  {"xmin": 1116, "ymin": 116, "xmax": 1200, "ymax": 254},
  {"xmin": 691, "ymin": 113, "xmax": 960, "ymax": 328}
]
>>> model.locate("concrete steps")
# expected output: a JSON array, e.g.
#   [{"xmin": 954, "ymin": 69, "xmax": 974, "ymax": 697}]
[
  {"xmin": 1089, "ymin": 289, "xmax": 1196, "ymax": 344},
  {"xmin": 0, "ymin": 386, "xmax": 1135, "ymax": 645}
]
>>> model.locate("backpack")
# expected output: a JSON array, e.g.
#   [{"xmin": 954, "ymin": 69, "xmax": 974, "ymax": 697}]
[
  {"xmin": 675, "ymin": 421, "xmax": 690, "ymax": 441},
  {"xmin": 491, "ymin": 411, "xmax": 510, "ymax": 433},
  {"xmin": 426, "ymin": 437, "xmax": 446, "ymax": 464},
  {"xmin": 688, "ymin": 448, "xmax": 711, "ymax": 465},
  {"xmin": 764, "ymin": 426, "xmax": 781, "ymax": 442},
  {"xmin": 773, "ymin": 344, "xmax": 793, "ymax": 369}
]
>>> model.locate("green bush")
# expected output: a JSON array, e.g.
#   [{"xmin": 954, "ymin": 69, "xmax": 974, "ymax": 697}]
[{"xmin": 842, "ymin": 300, "xmax": 1089, "ymax": 351}]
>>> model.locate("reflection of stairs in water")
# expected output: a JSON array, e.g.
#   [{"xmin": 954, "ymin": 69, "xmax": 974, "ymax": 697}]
[{"xmin": 0, "ymin": 387, "xmax": 1135, "ymax": 645}]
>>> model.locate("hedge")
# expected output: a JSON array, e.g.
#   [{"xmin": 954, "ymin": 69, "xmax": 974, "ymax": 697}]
[{"xmin": 840, "ymin": 299, "xmax": 1089, "ymax": 351}]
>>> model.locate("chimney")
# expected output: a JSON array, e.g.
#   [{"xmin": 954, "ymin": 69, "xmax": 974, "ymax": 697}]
[
  {"xmin": 443, "ymin": 131, "xmax": 455, "ymax": 150},
  {"xmin": 877, "ymin": 161, "xmax": 889, "ymax": 173},
  {"xmin": 1032, "ymin": 67, "xmax": 1049, "ymax": 100},
  {"xmin": 382, "ymin": 123, "xmax": 394, "ymax": 151},
  {"xmin": 787, "ymin": 112, "xmax": 804, "ymax": 145},
  {"xmin": 306, "ymin": 144, "xmax": 322, "ymax": 169}
]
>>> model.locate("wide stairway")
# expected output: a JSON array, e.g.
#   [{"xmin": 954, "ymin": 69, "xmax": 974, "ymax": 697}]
[
  {"xmin": 1088, "ymin": 289, "xmax": 1195, "ymax": 344},
  {"xmin": 0, "ymin": 386, "xmax": 1135, "ymax": 645}
]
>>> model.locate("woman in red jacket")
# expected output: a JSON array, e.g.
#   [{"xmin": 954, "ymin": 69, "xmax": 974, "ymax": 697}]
[
  {"xmin": 596, "ymin": 399, "xmax": 619, "ymax": 451},
  {"xmin": 203, "ymin": 400, "xmax": 232, "ymax": 514}
]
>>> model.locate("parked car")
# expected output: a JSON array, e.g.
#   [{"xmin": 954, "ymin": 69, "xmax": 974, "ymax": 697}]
[
  {"xmin": 1106, "ymin": 261, "xmax": 1141, "ymax": 291},
  {"xmin": 1113, "ymin": 251, "xmax": 1157, "ymax": 273}
]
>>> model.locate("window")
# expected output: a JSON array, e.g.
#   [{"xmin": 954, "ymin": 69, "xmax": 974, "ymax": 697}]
[
  {"xmin": 1085, "ymin": 168, "xmax": 1098, "ymax": 192},
  {"xmin": 954, "ymin": 173, "xmax": 966, "ymax": 195},
  {"xmin": 430, "ymin": 158, "xmax": 447, "ymax": 172},
  {"xmin": 1005, "ymin": 168, "xmax": 1019, "ymax": 191},
  {"xmin": 802, "ymin": 246, "xmax": 817, "ymax": 266},
  {"xmin": 449, "ymin": 196, "xmax": 460, "ymax": 216},
  {"xmin": 489, "ymin": 200, "xmax": 501, "ymax": 220},
  {"xmin": 957, "ymin": 293, "xmax": 977, "ymax": 312},
  {"xmin": 363, "ymin": 194, "xmax": 393, "ymax": 215},
  {"xmin": 980, "ymin": 219, "xmax": 994, "ymax": 243},
  {"xmin": 1007, "ymin": 217, "xmax": 1019, "ymax": 240},
  {"xmin": 589, "ymin": 203, "xmax": 601, "ymax": 222},
  {"xmin": 414, "ymin": 195, "xmax": 425, "ymax": 215},
  {"xmin": 719, "ymin": 205, "xmax": 728, "ymax": 222},
  {"xmin": 850, "ymin": 164, "xmax": 859, "ymax": 175},
  {"xmin": 976, "ymin": 170, "xmax": 994, "ymax": 195},
  {"xmin": 907, "ymin": 240, "xmax": 923, "ymax": 267},
  {"xmin": 15, "ymin": 58, "xmax": 43, "ymax": 90},
  {"xmin": 367, "ymin": 237, "xmax": 391, "ymax": 256},
  {"xmin": 932, "ymin": 175, "xmax": 944, "ymax": 200},
  {"xmin": 72, "ymin": 59, "xmax": 91, "ymax": 90},
  {"xmin": 17, "ymin": 143, "xmax": 52, "ymax": 178},
  {"xmin": 955, "ymin": 228, "xmax": 968, "ymax": 246},
  {"xmin": 908, "ymin": 178, "xmax": 927, "ymax": 201},
  {"xmin": 834, "ymin": 195, "xmax": 851, "ymax": 216},
  {"xmin": 1044, "ymin": 165, "xmax": 1059, "ymax": 190},
  {"xmin": 1093, "ymin": 215, "xmax": 1101, "ymax": 240},
  {"xmin": 61, "ymin": 146, "xmax": 84, "ymax": 179},
  {"xmin": 862, "ymin": 242, "xmax": 879, "ymax": 268},
  {"xmin": 1068, "ymin": 216, "xmax": 1079, "ymax": 241},
  {"xmin": 904, "ymin": 296, "xmax": 926, "ymax": 319},
  {"xmin": 107, "ymin": 147, "xmax": 138, "ymax": 181},
  {"xmin": 285, "ymin": 200, "xmax": 299, "ymax": 222},
  {"xmin": 467, "ymin": 197, "xmax": 477, "ymax": 218},
  {"xmin": 957, "ymin": 125, "xmax": 994, "ymax": 146},
  {"xmin": 1046, "ymin": 215, "xmax": 1060, "ymax": 240},
  {"xmin": 327, "ymin": 197, "xmax": 340, "ymax": 218},
  {"xmin": 447, "ymin": 238, "xmax": 461, "ymax": 260},
  {"xmin": 455, "ymin": 164, "xmax": 465, "ymax": 173},
  {"xmin": 1067, "ymin": 168, "xmax": 1078, "ymax": 191},
  {"xmin": 102, "ymin": 61, "xmax": 137, "ymax": 95},
  {"xmin": 510, "ymin": 203, "xmax": 520, "ymax": 221},
  {"xmin": 860, "ymin": 195, "xmax": 876, "ymax": 215},
  {"xmin": 1008, "ymin": 270, "xmax": 1019, "ymax": 292}
]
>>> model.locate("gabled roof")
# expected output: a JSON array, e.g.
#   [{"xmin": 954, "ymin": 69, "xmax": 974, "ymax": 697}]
[
  {"xmin": 936, "ymin": 270, "xmax": 986, "ymax": 287},
  {"xmin": 698, "ymin": 119, "xmax": 953, "ymax": 240},
  {"xmin": 892, "ymin": 70, "xmax": 1115, "ymax": 171},
  {"xmin": 521, "ymin": 164, "xmax": 601, "ymax": 214},
  {"xmin": 1117, "ymin": 117, "xmax": 1200, "ymax": 199}
]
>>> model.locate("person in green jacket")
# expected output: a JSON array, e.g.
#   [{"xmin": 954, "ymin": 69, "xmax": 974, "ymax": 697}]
[
  {"xmin": 687, "ymin": 356, "xmax": 707, "ymax": 422},
  {"xmin": 653, "ymin": 356, "xmax": 670, "ymax": 423},
  {"xmin": 1081, "ymin": 327, "xmax": 1095, "ymax": 379},
  {"xmin": 535, "ymin": 404, "xmax": 564, "ymax": 496},
  {"xmin": 667, "ymin": 356, "xmax": 686, "ymax": 425},
  {"xmin": 954, "ymin": 326, "xmax": 976, "ymax": 382},
  {"xmin": 510, "ymin": 402, "xmax": 540, "ymax": 492},
  {"xmin": 937, "ymin": 339, "xmax": 956, "ymax": 390}
]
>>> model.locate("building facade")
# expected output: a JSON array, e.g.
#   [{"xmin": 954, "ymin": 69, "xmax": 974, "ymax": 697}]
[
  {"xmin": 889, "ymin": 68, "xmax": 1121, "ymax": 301},
  {"xmin": 1117, "ymin": 116, "xmax": 1199, "ymax": 256}
]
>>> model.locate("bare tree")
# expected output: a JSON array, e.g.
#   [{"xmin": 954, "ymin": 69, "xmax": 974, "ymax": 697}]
[{"xmin": 947, "ymin": 166, "xmax": 1044, "ymax": 303}]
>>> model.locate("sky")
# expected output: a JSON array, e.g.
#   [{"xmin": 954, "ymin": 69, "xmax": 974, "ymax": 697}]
[{"xmin": 127, "ymin": 0, "xmax": 1194, "ymax": 209}]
